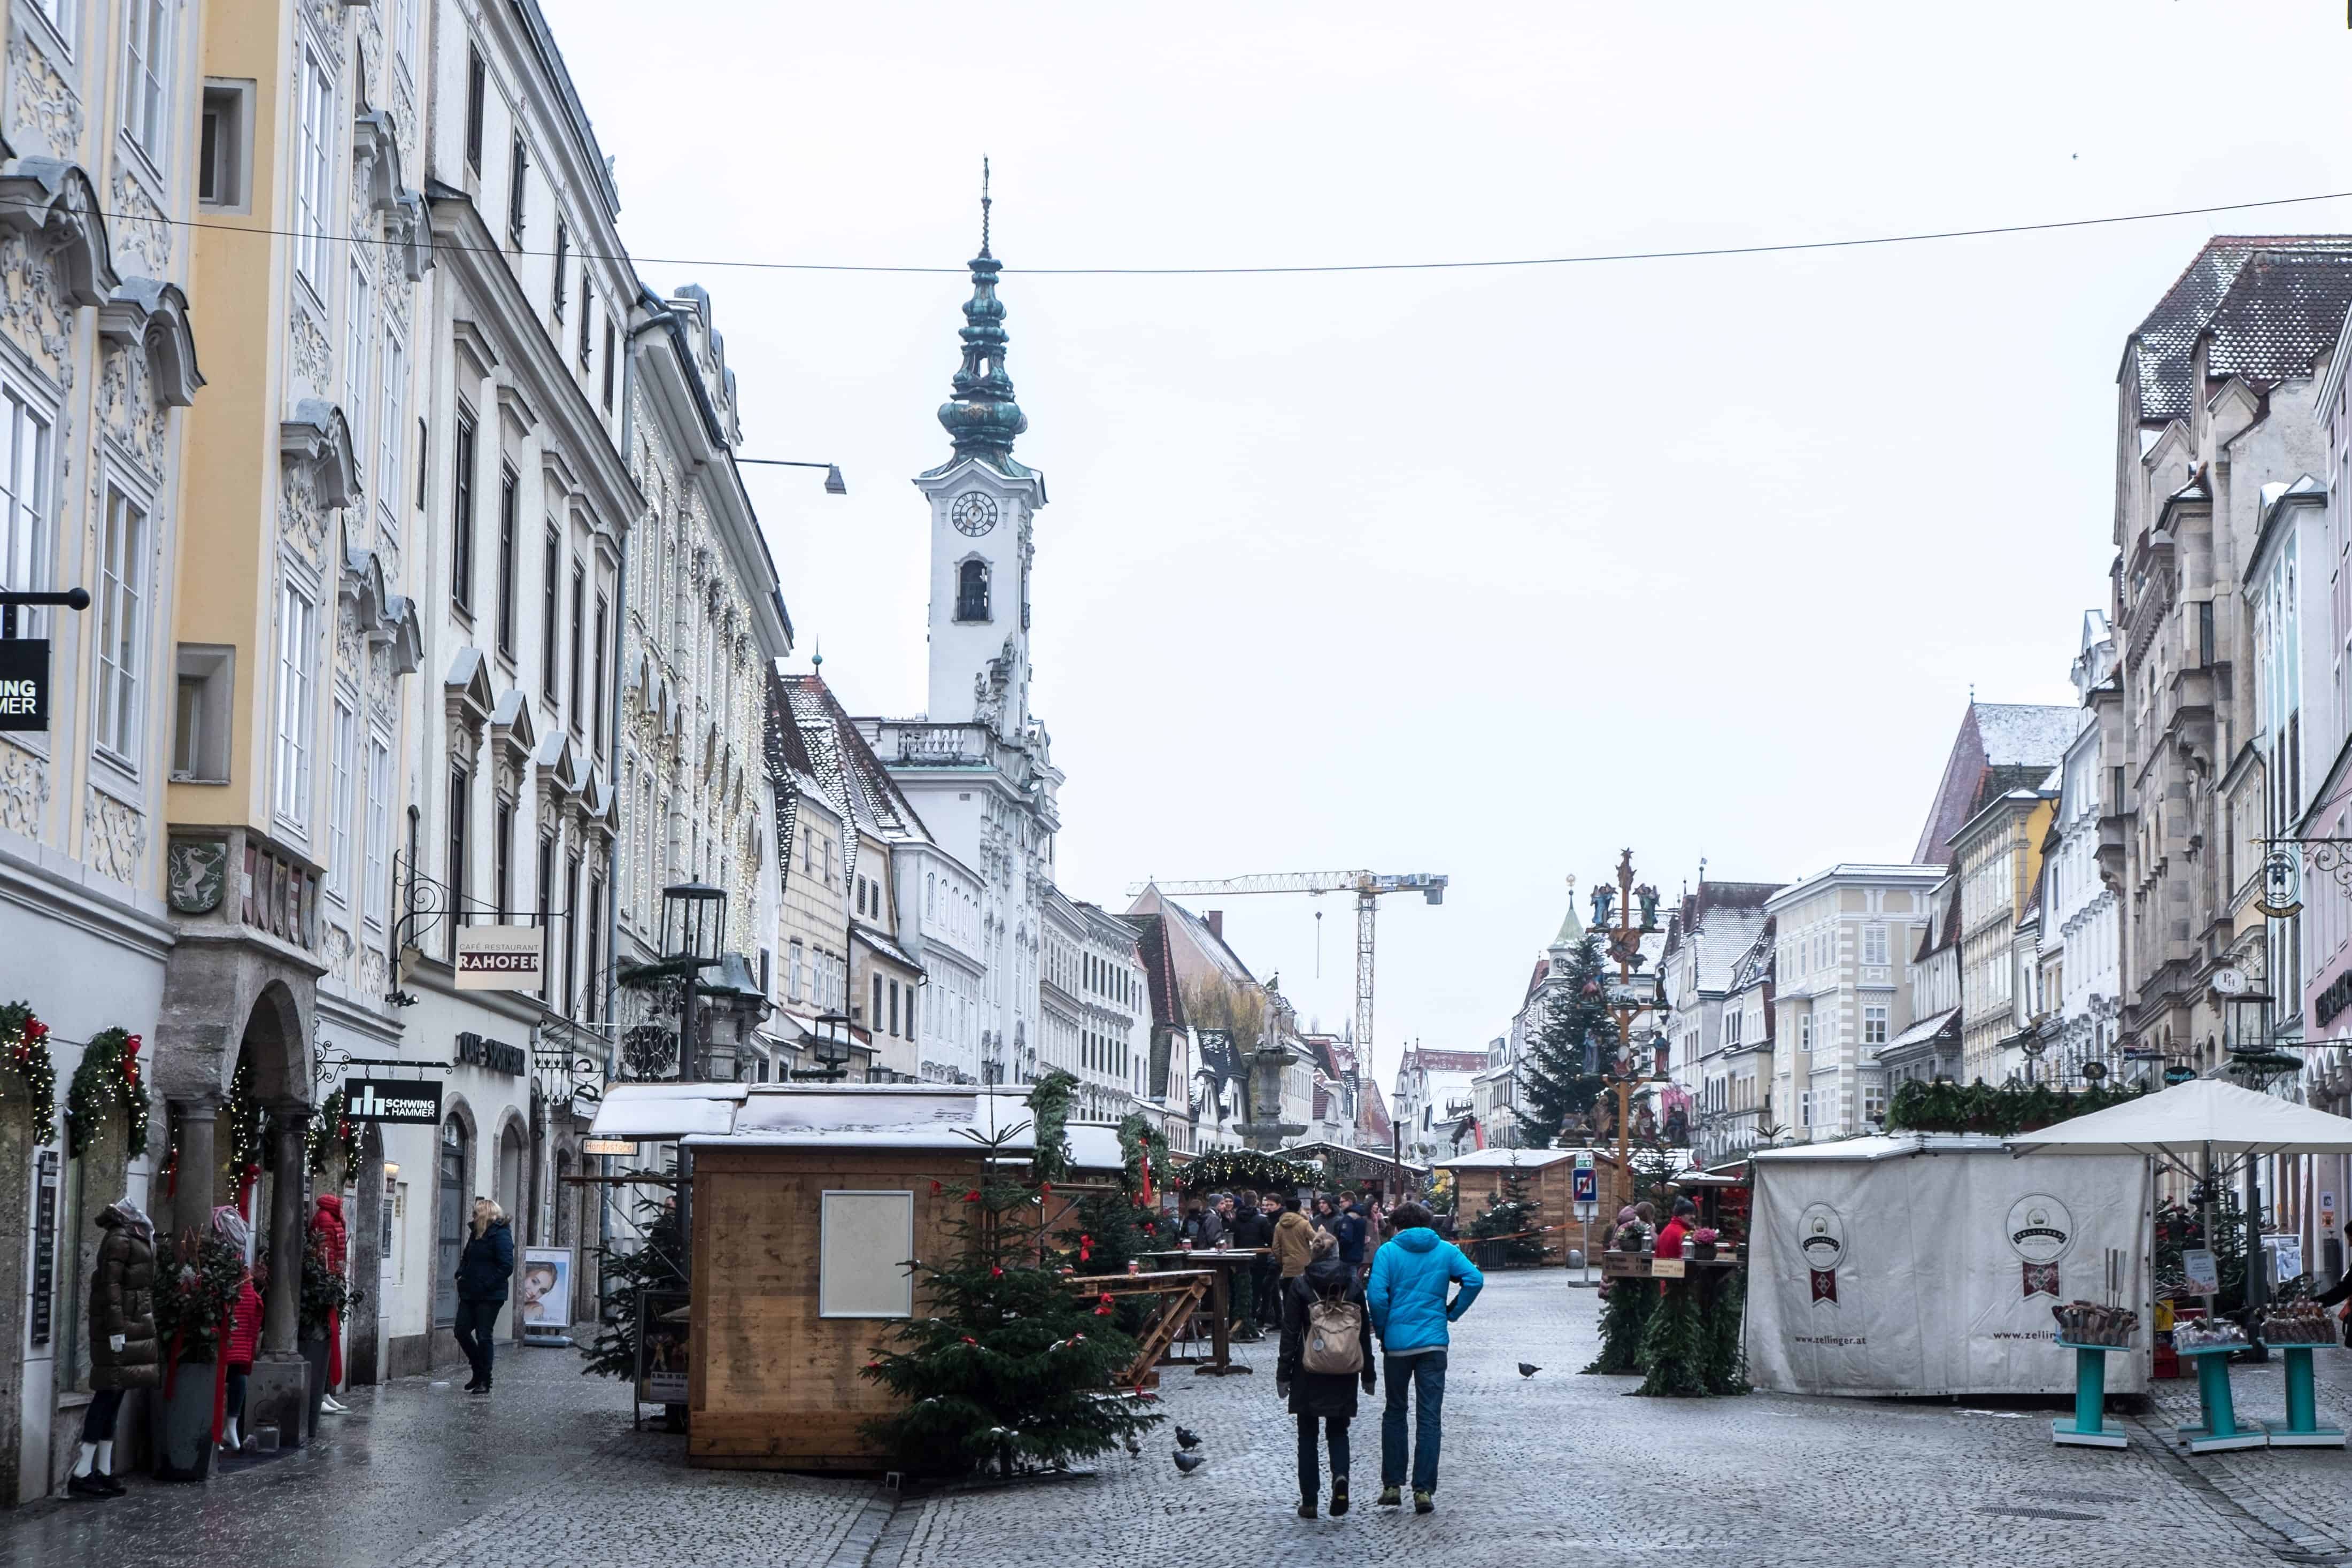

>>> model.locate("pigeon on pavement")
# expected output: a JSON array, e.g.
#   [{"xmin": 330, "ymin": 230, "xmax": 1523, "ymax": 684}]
[
  {"xmin": 1174, "ymin": 1451, "xmax": 1206, "ymax": 1475},
  {"xmin": 1518, "ymin": 1363, "xmax": 1541, "ymax": 1378},
  {"xmin": 1175, "ymin": 1425, "xmax": 1202, "ymax": 1450}
]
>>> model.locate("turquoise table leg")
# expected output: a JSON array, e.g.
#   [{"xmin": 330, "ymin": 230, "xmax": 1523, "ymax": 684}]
[
  {"xmin": 2271, "ymin": 1346, "xmax": 2348, "ymax": 1448},
  {"xmin": 2053, "ymin": 1347, "xmax": 2127, "ymax": 1448},
  {"xmin": 2198, "ymin": 1351, "xmax": 2238, "ymax": 1438},
  {"xmin": 2181, "ymin": 1351, "xmax": 2267, "ymax": 1451}
]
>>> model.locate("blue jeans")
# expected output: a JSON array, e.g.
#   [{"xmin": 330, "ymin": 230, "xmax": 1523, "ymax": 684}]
[{"xmin": 1381, "ymin": 1351, "xmax": 1446, "ymax": 1493}]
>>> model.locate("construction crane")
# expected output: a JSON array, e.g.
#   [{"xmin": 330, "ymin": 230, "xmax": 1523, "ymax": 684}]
[{"xmin": 1125, "ymin": 871, "xmax": 1448, "ymax": 1068}]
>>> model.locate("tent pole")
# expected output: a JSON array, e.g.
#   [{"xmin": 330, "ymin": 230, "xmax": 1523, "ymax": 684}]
[{"xmin": 2201, "ymin": 1141, "xmax": 2218, "ymax": 1328}]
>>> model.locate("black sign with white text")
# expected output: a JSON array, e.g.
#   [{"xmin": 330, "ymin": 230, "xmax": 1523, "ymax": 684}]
[
  {"xmin": 0, "ymin": 639, "xmax": 50, "ymax": 731},
  {"xmin": 345, "ymin": 1078, "xmax": 444, "ymax": 1125}
]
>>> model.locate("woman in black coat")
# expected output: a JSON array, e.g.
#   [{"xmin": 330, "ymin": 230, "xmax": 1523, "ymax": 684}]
[{"xmin": 1276, "ymin": 1230, "xmax": 1375, "ymax": 1519}]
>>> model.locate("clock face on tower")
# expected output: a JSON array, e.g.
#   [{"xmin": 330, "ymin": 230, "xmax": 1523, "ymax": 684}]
[{"xmin": 951, "ymin": 491, "xmax": 999, "ymax": 536}]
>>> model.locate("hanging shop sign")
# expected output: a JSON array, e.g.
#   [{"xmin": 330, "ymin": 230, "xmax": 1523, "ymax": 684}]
[
  {"xmin": 453, "ymin": 925, "xmax": 546, "ymax": 991},
  {"xmin": 456, "ymin": 1031, "xmax": 527, "ymax": 1077},
  {"xmin": 345, "ymin": 1078, "xmax": 444, "ymax": 1125},
  {"xmin": 2258, "ymin": 847, "xmax": 2304, "ymax": 918},
  {"xmin": 0, "ymin": 639, "xmax": 50, "ymax": 732},
  {"xmin": 30, "ymin": 1150, "xmax": 57, "ymax": 1346}
]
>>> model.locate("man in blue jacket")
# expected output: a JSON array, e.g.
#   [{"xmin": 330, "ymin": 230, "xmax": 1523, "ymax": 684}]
[{"xmin": 1364, "ymin": 1200, "xmax": 1483, "ymax": 1513}]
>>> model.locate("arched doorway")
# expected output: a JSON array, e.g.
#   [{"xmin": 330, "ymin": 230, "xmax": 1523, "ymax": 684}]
[
  {"xmin": 434, "ymin": 1118, "xmax": 467, "ymax": 1329},
  {"xmin": 497, "ymin": 1120, "xmax": 527, "ymax": 1238}
]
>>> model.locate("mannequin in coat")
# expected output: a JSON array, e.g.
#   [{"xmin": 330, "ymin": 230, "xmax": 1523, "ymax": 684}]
[{"xmin": 71, "ymin": 1199, "xmax": 158, "ymax": 1498}]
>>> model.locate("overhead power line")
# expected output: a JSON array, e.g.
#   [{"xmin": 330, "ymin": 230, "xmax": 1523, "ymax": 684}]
[{"xmin": 19, "ymin": 187, "xmax": 2352, "ymax": 280}]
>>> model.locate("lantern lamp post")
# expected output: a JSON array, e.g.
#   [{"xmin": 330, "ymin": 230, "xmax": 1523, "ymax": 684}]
[{"xmin": 661, "ymin": 882, "xmax": 728, "ymax": 1082}]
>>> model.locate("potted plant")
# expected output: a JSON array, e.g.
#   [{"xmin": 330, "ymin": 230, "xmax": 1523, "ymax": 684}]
[
  {"xmin": 150, "ymin": 1225, "xmax": 244, "ymax": 1480},
  {"xmin": 1690, "ymin": 1227, "xmax": 1720, "ymax": 1262}
]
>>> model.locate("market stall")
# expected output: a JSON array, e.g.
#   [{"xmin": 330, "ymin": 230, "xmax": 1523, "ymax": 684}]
[
  {"xmin": 1433, "ymin": 1148, "xmax": 1625, "ymax": 1266},
  {"xmin": 2008, "ymin": 1078, "xmax": 2352, "ymax": 1454},
  {"xmin": 1745, "ymin": 1134, "xmax": 2151, "ymax": 1404}
]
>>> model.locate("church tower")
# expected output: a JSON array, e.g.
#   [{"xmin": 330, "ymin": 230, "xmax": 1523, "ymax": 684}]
[{"xmin": 917, "ymin": 165, "xmax": 1047, "ymax": 736}]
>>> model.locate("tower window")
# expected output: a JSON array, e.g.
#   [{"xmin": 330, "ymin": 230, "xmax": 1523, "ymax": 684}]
[{"xmin": 955, "ymin": 558, "xmax": 991, "ymax": 622}]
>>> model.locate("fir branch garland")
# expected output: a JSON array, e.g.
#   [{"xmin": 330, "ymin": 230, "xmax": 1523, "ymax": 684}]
[
  {"xmin": 0, "ymin": 1000, "xmax": 57, "ymax": 1146},
  {"xmin": 307, "ymin": 1085, "xmax": 360, "ymax": 1176},
  {"xmin": 1634, "ymin": 1280, "xmax": 1708, "ymax": 1397},
  {"xmin": 1177, "ymin": 1147, "xmax": 1315, "ymax": 1194},
  {"xmin": 66, "ymin": 1026, "xmax": 149, "ymax": 1160},
  {"xmin": 1583, "ymin": 1273, "xmax": 1653, "ymax": 1374},
  {"xmin": 1027, "ymin": 1069, "xmax": 1076, "ymax": 1186},
  {"xmin": 1115, "ymin": 1113, "xmax": 1169, "ymax": 1198},
  {"xmin": 1700, "ymin": 1268, "xmax": 1749, "ymax": 1396},
  {"xmin": 225, "ymin": 1060, "xmax": 267, "ymax": 1172}
]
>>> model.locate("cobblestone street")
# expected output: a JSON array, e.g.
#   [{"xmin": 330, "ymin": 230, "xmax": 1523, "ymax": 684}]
[{"xmin": 4, "ymin": 1273, "xmax": 2350, "ymax": 1566}]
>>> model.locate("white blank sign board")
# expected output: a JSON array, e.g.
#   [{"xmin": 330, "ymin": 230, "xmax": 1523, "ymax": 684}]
[{"xmin": 819, "ymin": 1190, "xmax": 915, "ymax": 1318}]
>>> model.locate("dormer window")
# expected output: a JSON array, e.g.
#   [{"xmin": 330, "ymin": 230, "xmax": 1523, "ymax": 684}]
[{"xmin": 955, "ymin": 558, "xmax": 990, "ymax": 622}]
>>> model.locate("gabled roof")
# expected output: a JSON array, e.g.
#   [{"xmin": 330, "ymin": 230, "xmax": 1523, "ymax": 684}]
[
  {"xmin": 1130, "ymin": 914, "xmax": 1186, "ymax": 1032},
  {"xmin": 1913, "ymin": 701, "xmax": 2080, "ymax": 866},
  {"xmin": 1357, "ymin": 1080, "xmax": 1393, "ymax": 1144},
  {"xmin": 2129, "ymin": 237, "xmax": 2352, "ymax": 422},
  {"xmin": 1398, "ymin": 1047, "xmax": 1489, "ymax": 1076},
  {"xmin": 2201, "ymin": 250, "xmax": 2352, "ymax": 393}
]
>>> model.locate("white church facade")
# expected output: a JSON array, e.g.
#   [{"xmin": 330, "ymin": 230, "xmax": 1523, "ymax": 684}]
[{"xmin": 855, "ymin": 189, "xmax": 1065, "ymax": 1086}]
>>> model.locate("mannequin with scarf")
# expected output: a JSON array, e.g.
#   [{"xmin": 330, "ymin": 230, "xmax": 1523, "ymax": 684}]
[
  {"xmin": 71, "ymin": 1200, "xmax": 157, "ymax": 1498},
  {"xmin": 213, "ymin": 1208, "xmax": 261, "ymax": 1452}
]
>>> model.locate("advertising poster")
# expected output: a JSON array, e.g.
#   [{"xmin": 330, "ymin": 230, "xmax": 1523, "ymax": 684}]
[
  {"xmin": 637, "ymin": 1289, "xmax": 691, "ymax": 1404},
  {"xmin": 519, "ymin": 1246, "xmax": 573, "ymax": 1342}
]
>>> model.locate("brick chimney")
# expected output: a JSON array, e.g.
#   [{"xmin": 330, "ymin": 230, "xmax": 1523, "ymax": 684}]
[{"xmin": 1206, "ymin": 910, "xmax": 1224, "ymax": 940}]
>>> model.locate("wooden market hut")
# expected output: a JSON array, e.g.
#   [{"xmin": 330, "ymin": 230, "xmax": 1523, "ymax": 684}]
[
  {"xmin": 680, "ymin": 1084, "xmax": 1043, "ymax": 1471},
  {"xmin": 1430, "ymin": 1147, "xmax": 1628, "ymax": 1265}
]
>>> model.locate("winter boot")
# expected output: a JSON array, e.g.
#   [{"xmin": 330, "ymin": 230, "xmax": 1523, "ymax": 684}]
[
  {"xmin": 1377, "ymin": 1486, "xmax": 1401, "ymax": 1508},
  {"xmin": 1330, "ymin": 1477, "xmax": 1350, "ymax": 1516},
  {"xmin": 1414, "ymin": 1489, "xmax": 1435, "ymax": 1514}
]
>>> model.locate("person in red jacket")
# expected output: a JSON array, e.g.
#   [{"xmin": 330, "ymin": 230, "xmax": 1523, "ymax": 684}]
[
  {"xmin": 1653, "ymin": 1199, "xmax": 1699, "ymax": 1271},
  {"xmin": 311, "ymin": 1193, "xmax": 349, "ymax": 1411},
  {"xmin": 214, "ymin": 1207, "xmax": 261, "ymax": 1453}
]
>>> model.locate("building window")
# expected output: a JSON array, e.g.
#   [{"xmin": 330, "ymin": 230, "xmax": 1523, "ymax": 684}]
[
  {"xmin": 506, "ymin": 136, "xmax": 528, "ymax": 245},
  {"xmin": 541, "ymin": 529, "xmax": 560, "ymax": 704},
  {"xmin": 872, "ymin": 974, "xmax": 884, "ymax": 1033},
  {"xmin": 568, "ymin": 563, "xmax": 585, "ymax": 729},
  {"xmin": 450, "ymin": 409, "xmax": 476, "ymax": 612},
  {"xmin": 198, "ymin": 82, "xmax": 252, "ymax": 210},
  {"xmin": 1798, "ymin": 1011, "xmax": 1813, "ymax": 1053},
  {"xmin": 464, "ymin": 48, "xmax": 485, "ymax": 173},
  {"xmin": 1863, "ymin": 1005, "xmax": 1888, "ymax": 1046},
  {"xmin": 535, "ymin": 831, "xmax": 554, "ymax": 1003},
  {"xmin": 495, "ymin": 466, "xmax": 519, "ymax": 658},
  {"xmin": 592, "ymin": 593, "xmax": 608, "ymax": 753},
  {"xmin": 365, "ymin": 732, "xmax": 391, "ymax": 928},
  {"xmin": 551, "ymin": 222, "xmax": 567, "ymax": 322},
  {"xmin": 584, "ymin": 874, "xmax": 605, "ymax": 1023},
  {"xmin": 563, "ymin": 853, "xmax": 581, "ymax": 1015},
  {"xmin": 788, "ymin": 938, "xmax": 805, "ymax": 1003},
  {"xmin": 955, "ymin": 558, "xmax": 990, "ymax": 622},
  {"xmin": 328, "ymin": 694, "xmax": 356, "ymax": 899},
  {"xmin": 1800, "ymin": 1090, "xmax": 1813, "ymax": 1127},
  {"xmin": 0, "ymin": 375, "xmax": 55, "ymax": 640},
  {"xmin": 92, "ymin": 488, "xmax": 147, "ymax": 766},
  {"xmin": 375, "ymin": 329, "xmax": 405, "ymax": 537},
  {"xmin": 444, "ymin": 763, "xmax": 470, "ymax": 963},
  {"xmin": 1863, "ymin": 923, "xmax": 1888, "ymax": 966},
  {"xmin": 344, "ymin": 260, "xmax": 372, "ymax": 460},
  {"xmin": 121, "ymin": 0, "xmax": 171, "ymax": 161},
  {"xmin": 602, "ymin": 320, "xmax": 616, "ymax": 410},
  {"xmin": 294, "ymin": 45, "xmax": 333, "ymax": 291},
  {"xmin": 579, "ymin": 284, "xmax": 593, "ymax": 367},
  {"xmin": 273, "ymin": 582, "xmax": 316, "ymax": 831},
  {"xmin": 492, "ymin": 798, "xmax": 513, "ymax": 917}
]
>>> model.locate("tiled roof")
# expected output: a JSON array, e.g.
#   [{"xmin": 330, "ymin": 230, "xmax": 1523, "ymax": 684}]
[
  {"xmin": 1357, "ymin": 1081, "xmax": 1393, "ymax": 1144},
  {"xmin": 1881, "ymin": 1006, "xmax": 1961, "ymax": 1053},
  {"xmin": 1130, "ymin": 915, "xmax": 1185, "ymax": 1031},
  {"xmin": 780, "ymin": 674, "xmax": 932, "ymax": 845},
  {"xmin": 1975, "ymin": 704, "xmax": 2083, "ymax": 768},
  {"xmin": 1914, "ymin": 702, "xmax": 2079, "ymax": 865},
  {"xmin": 2201, "ymin": 250, "xmax": 2352, "ymax": 394},
  {"xmin": 2131, "ymin": 237, "xmax": 2352, "ymax": 421},
  {"xmin": 1400, "ymin": 1048, "xmax": 1490, "ymax": 1076}
]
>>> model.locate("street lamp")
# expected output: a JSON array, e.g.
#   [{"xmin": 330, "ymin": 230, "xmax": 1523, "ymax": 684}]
[
  {"xmin": 2020, "ymin": 1032, "xmax": 2046, "ymax": 1086},
  {"xmin": 737, "ymin": 458, "xmax": 848, "ymax": 495},
  {"xmin": 661, "ymin": 881, "xmax": 727, "ymax": 1080},
  {"xmin": 792, "ymin": 1011, "xmax": 855, "ymax": 1082}
]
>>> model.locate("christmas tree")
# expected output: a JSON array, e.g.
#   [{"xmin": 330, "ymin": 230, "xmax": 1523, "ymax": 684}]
[
  {"xmin": 1520, "ymin": 938, "xmax": 1614, "ymax": 1146},
  {"xmin": 580, "ymin": 1192, "xmax": 688, "ymax": 1382},
  {"xmin": 861, "ymin": 1125, "xmax": 1164, "ymax": 1478},
  {"xmin": 1467, "ymin": 1158, "xmax": 1546, "ymax": 1267}
]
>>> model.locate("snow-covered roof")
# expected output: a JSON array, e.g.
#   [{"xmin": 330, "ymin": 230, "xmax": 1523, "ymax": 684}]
[
  {"xmin": 1881, "ymin": 1006, "xmax": 1960, "ymax": 1052},
  {"xmin": 678, "ymin": 1085, "xmax": 1043, "ymax": 1151},
  {"xmin": 588, "ymin": 1083, "xmax": 750, "ymax": 1139},
  {"xmin": 1749, "ymin": 1133, "xmax": 2010, "ymax": 1163},
  {"xmin": 1431, "ymin": 1147, "xmax": 1588, "ymax": 1171},
  {"xmin": 1973, "ymin": 704, "xmax": 2084, "ymax": 768}
]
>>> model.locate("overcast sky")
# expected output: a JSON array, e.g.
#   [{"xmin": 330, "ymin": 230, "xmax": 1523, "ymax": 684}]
[{"xmin": 555, "ymin": 1, "xmax": 2352, "ymax": 1090}]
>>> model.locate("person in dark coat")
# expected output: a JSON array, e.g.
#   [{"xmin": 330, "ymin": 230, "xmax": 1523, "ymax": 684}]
[
  {"xmin": 1276, "ymin": 1230, "xmax": 1376, "ymax": 1519},
  {"xmin": 1227, "ymin": 1196, "xmax": 1273, "ymax": 1340},
  {"xmin": 453, "ymin": 1198, "xmax": 515, "ymax": 1394},
  {"xmin": 72, "ymin": 1200, "xmax": 158, "ymax": 1496}
]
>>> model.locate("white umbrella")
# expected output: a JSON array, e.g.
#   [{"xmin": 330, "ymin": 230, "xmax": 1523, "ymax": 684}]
[{"xmin": 2006, "ymin": 1077, "xmax": 2352, "ymax": 1162}]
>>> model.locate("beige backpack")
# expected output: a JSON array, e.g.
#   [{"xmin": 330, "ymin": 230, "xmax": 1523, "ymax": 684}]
[{"xmin": 1302, "ymin": 1295, "xmax": 1364, "ymax": 1376}]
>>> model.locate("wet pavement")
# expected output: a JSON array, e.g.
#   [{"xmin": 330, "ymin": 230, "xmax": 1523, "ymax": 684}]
[{"xmin": 2, "ymin": 1276, "xmax": 2349, "ymax": 1566}]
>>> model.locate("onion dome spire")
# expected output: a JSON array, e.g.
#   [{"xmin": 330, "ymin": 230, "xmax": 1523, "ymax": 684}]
[{"xmin": 937, "ymin": 158, "xmax": 1028, "ymax": 466}]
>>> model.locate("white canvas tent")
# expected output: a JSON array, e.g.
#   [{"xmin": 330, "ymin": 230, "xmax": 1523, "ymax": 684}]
[
  {"xmin": 1745, "ymin": 1134, "xmax": 2150, "ymax": 1398},
  {"xmin": 2006, "ymin": 1078, "xmax": 2352, "ymax": 1162}
]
